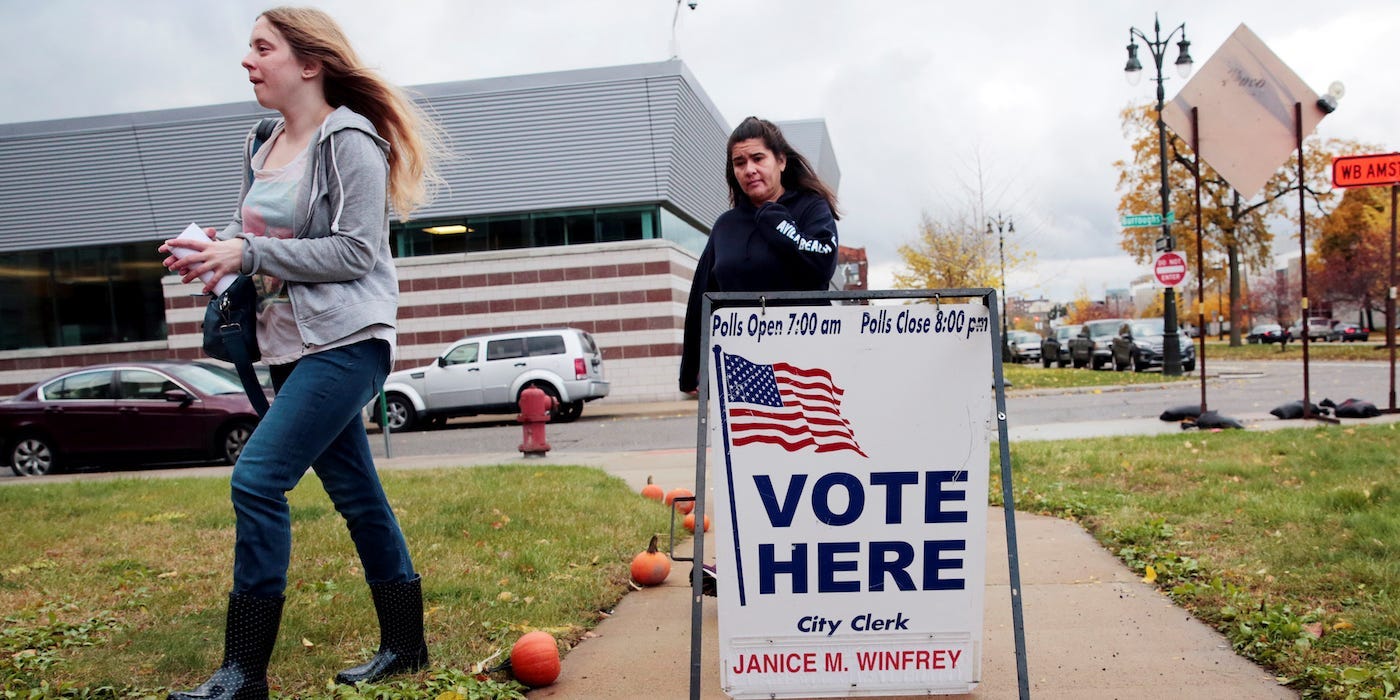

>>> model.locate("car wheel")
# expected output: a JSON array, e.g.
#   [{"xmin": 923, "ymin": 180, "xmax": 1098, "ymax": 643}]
[
  {"xmin": 9, "ymin": 434, "xmax": 57, "ymax": 477},
  {"xmin": 219, "ymin": 421, "xmax": 256, "ymax": 465},
  {"xmin": 555, "ymin": 400, "xmax": 584, "ymax": 423},
  {"xmin": 1091, "ymin": 356, "xmax": 1104, "ymax": 370},
  {"xmin": 1183, "ymin": 359, "xmax": 1196, "ymax": 372},
  {"xmin": 384, "ymin": 393, "xmax": 417, "ymax": 432}
]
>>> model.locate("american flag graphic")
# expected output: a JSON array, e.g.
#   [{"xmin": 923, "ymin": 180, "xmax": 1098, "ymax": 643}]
[{"xmin": 721, "ymin": 352, "xmax": 866, "ymax": 457}]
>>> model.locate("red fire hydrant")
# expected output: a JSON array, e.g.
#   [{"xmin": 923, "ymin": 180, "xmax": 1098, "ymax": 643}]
[{"xmin": 517, "ymin": 385, "xmax": 556, "ymax": 456}]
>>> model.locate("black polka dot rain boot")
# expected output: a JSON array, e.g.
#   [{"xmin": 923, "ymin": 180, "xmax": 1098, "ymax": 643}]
[
  {"xmin": 168, "ymin": 593, "xmax": 283, "ymax": 700},
  {"xmin": 335, "ymin": 574, "xmax": 429, "ymax": 684}
]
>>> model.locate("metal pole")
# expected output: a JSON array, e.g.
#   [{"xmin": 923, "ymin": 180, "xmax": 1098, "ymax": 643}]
[
  {"xmin": 988, "ymin": 290, "xmax": 1032, "ymax": 700},
  {"xmin": 1390, "ymin": 184, "xmax": 1397, "ymax": 411},
  {"xmin": 1000, "ymin": 230, "xmax": 1008, "ymax": 346},
  {"xmin": 1296, "ymin": 103, "xmax": 1313, "ymax": 419},
  {"xmin": 1192, "ymin": 106, "xmax": 1206, "ymax": 411},
  {"xmin": 1217, "ymin": 280, "xmax": 1225, "ymax": 341},
  {"xmin": 378, "ymin": 389, "xmax": 392, "ymax": 458}
]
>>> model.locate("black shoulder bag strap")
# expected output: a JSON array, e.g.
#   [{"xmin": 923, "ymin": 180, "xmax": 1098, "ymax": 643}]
[{"xmin": 229, "ymin": 116, "xmax": 280, "ymax": 417}]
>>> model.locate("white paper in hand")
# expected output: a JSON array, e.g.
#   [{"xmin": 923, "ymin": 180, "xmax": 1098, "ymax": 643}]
[{"xmin": 170, "ymin": 222, "xmax": 235, "ymax": 295}]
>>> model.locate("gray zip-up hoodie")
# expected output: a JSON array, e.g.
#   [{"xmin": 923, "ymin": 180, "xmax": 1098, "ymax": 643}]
[{"xmin": 218, "ymin": 106, "xmax": 398, "ymax": 349}]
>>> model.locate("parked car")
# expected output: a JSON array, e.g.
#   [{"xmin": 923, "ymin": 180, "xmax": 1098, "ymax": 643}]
[
  {"xmin": 0, "ymin": 361, "xmax": 262, "ymax": 476},
  {"xmin": 1246, "ymin": 323, "xmax": 1290, "ymax": 344},
  {"xmin": 1041, "ymin": 326, "xmax": 1078, "ymax": 368},
  {"xmin": 1327, "ymin": 322, "xmax": 1370, "ymax": 342},
  {"xmin": 375, "ymin": 327, "xmax": 609, "ymax": 431},
  {"xmin": 1067, "ymin": 319, "xmax": 1127, "ymax": 370},
  {"xmin": 194, "ymin": 360, "xmax": 275, "ymax": 400},
  {"xmin": 1005, "ymin": 330, "xmax": 1042, "ymax": 364},
  {"xmin": 1288, "ymin": 317, "xmax": 1333, "ymax": 341},
  {"xmin": 1109, "ymin": 318, "xmax": 1197, "ymax": 372}
]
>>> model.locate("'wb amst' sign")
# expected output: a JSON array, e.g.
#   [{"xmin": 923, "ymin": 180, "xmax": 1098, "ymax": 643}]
[{"xmin": 707, "ymin": 304, "xmax": 991, "ymax": 698}]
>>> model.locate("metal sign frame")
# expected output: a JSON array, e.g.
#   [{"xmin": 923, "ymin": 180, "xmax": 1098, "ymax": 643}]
[{"xmin": 687, "ymin": 287, "xmax": 1029, "ymax": 699}]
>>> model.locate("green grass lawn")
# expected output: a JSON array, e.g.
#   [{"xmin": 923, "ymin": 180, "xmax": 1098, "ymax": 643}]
[
  {"xmin": 994, "ymin": 425, "xmax": 1400, "ymax": 699},
  {"xmin": 4, "ymin": 426, "xmax": 1398, "ymax": 699},
  {"xmin": 0, "ymin": 466, "xmax": 674, "ymax": 698},
  {"xmin": 1201, "ymin": 339, "xmax": 1398, "ymax": 362},
  {"xmin": 1002, "ymin": 362, "xmax": 1193, "ymax": 390}
]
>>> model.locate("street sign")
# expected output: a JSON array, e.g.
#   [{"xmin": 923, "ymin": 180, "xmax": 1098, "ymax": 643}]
[
  {"xmin": 1154, "ymin": 236, "xmax": 1172, "ymax": 252},
  {"xmin": 1161, "ymin": 24, "xmax": 1327, "ymax": 201},
  {"xmin": 1153, "ymin": 251, "xmax": 1188, "ymax": 288},
  {"xmin": 1122, "ymin": 212, "xmax": 1176, "ymax": 228},
  {"xmin": 1333, "ymin": 153, "xmax": 1400, "ymax": 188}
]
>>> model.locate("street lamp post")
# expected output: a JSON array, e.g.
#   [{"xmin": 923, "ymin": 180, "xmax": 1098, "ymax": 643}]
[
  {"xmin": 988, "ymin": 215, "xmax": 1013, "ymax": 361},
  {"xmin": 1125, "ymin": 14, "xmax": 1192, "ymax": 376}
]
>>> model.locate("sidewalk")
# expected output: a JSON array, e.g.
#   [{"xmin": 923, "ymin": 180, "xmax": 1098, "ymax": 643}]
[{"xmin": 379, "ymin": 428, "xmax": 1312, "ymax": 699}]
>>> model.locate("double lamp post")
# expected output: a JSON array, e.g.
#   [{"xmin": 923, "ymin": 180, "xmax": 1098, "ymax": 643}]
[{"xmin": 1125, "ymin": 14, "xmax": 1192, "ymax": 376}]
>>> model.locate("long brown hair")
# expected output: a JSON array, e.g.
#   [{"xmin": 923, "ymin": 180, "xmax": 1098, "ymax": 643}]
[
  {"xmin": 724, "ymin": 116, "xmax": 839, "ymax": 219},
  {"xmin": 259, "ymin": 7, "xmax": 442, "ymax": 217}
]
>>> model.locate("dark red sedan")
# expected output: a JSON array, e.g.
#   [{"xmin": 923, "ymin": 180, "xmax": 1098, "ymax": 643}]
[{"xmin": 0, "ymin": 361, "xmax": 261, "ymax": 477}]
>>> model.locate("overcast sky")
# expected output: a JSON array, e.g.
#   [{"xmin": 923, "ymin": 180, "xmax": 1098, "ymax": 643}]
[{"xmin": 2, "ymin": 0, "xmax": 1395, "ymax": 301}]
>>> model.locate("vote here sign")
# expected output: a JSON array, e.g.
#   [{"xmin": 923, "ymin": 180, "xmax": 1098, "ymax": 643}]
[{"xmin": 707, "ymin": 303, "xmax": 991, "ymax": 698}]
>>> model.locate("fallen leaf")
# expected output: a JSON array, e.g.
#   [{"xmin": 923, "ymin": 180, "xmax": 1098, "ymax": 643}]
[
  {"xmin": 302, "ymin": 637, "xmax": 315, "ymax": 648},
  {"xmin": 1302, "ymin": 622, "xmax": 1324, "ymax": 638},
  {"xmin": 1142, "ymin": 565, "xmax": 1157, "ymax": 584},
  {"xmin": 1332, "ymin": 620, "xmax": 1355, "ymax": 631}
]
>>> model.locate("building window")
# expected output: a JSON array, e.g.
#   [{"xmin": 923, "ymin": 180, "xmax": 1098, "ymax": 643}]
[
  {"xmin": 389, "ymin": 205, "xmax": 663, "ymax": 259},
  {"xmin": 659, "ymin": 206, "xmax": 708, "ymax": 255},
  {"xmin": 0, "ymin": 242, "xmax": 168, "ymax": 351}
]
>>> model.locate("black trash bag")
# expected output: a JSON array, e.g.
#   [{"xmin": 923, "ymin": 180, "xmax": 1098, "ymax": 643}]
[
  {"xmin": 1193, "ymin": 410, "xmax": 1244, "ymax": 430},
  {"xmin": 1160, "ymin": 404, "xmax": 1203, "ymax": 422},
  {"xmin": 1334, "ymin": 398, "xmax": 1381, "ymax": 419},
  {"xmin": 1269, "ymin": 400, "xmax": 1329, "ymax": 420}
]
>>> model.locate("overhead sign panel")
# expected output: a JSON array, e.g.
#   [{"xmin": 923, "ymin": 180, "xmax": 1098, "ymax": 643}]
[
  {"xmin": 1333, "ymin": 153, "xmax": 1400, "ymax": 188},
  {"xmin": 708, "ymin": 304, "xmax": 991, "ymax": 698},
  {"xmin": 1161, "ymin": 24, "xmax": 1327, "ymax": 200}
]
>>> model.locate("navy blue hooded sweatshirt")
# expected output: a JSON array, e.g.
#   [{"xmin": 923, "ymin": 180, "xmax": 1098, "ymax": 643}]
[{"xmin": 678, "ymin": 188, "xmax": 838, "ymax": 392}]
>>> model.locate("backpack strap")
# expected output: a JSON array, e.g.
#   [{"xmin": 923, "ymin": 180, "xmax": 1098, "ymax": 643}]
[{"xmin": 246, "ymin": 117, "xmax": 280, "ymax": 187}]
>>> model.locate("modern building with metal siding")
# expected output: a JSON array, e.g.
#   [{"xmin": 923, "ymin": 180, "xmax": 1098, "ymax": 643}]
[{"xmin": 0, "ymin": 60, "xmax": 839, "ymax": 404}]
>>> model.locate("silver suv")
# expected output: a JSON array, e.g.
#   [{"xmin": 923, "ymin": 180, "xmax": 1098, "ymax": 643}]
[{"xmin": 373, "ymin": 327, "xmax": 608, "ymax": 430}]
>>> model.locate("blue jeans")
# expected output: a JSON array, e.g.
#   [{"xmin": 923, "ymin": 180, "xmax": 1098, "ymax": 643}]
[{"xmin": 230, "ymin": 339, "xmax": 415, "ymax": 597}]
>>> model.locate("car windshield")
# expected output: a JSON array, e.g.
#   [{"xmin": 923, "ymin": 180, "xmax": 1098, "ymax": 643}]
[
  {"xmin": 1132, "ymin": 319, "xmax": 1165, "ymax": 336},
  {"xmin": 1056, "ymin": 327, "xmax": 1076, "ymax": 340},
  {"xmin": 167, "ymin": 364, "xmax": 244, "ymax": 395},
  {"xmin": 1086, "ymin": 321, "xmax": 1119, "ymax": 336}
]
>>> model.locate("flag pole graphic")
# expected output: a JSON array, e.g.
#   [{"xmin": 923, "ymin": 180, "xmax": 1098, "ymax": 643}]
[{"xmin": 712, "ymin": 345, "xmax": 748, "ymax": 607}]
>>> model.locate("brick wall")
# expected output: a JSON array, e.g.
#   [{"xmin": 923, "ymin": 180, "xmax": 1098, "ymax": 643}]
[{"xmin": 0, "ymin": 239, "xmax": 701, "ymax": 401}]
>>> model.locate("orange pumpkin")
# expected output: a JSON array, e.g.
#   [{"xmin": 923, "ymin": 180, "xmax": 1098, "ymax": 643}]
[
  {"xmin": 664, "ymin": 487, "xmax": 695, "ymax": 514},
  {"xmin": 630, "ymin": 534, "xmax": 671, "ymax": 586},
  {"xmin": 640, "ymin": 475, "xmax": 664, "ymax": 502},
  {"xmin": 683, "ymin": 512, "xmax": 711, "ymax": 533},
  {"xmin": 510, "ymin": 630, "xmax": 561, "ymax": 687}
]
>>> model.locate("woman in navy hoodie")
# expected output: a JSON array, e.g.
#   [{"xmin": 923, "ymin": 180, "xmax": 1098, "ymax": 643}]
[{"xmin": 679, "ymin": 117, "xmax": 841, "ymax": 394}]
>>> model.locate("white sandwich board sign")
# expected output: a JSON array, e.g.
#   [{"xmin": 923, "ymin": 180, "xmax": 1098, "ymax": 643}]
[{"xmin": 706, "ymin": 303, "xmax": 992, "ymax": 698}]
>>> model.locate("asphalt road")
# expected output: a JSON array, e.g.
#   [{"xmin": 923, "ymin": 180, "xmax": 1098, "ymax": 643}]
[
  {"xmin": 364, "ymin": 357, "xmax": 1397, "ymax": 460},
  {"xmin": 6, "ymin": 358, "xmax": 1396, "ymax": 479}
]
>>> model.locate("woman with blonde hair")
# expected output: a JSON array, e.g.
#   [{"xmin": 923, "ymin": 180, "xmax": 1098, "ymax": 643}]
[{"xmin": 160, "ymin": 7, "xmax": 439, "ymax": 696}]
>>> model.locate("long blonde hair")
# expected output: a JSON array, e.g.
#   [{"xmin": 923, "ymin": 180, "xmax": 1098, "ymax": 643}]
[{"xmin": 259, "ymin": 6, "xmax": 441, "ymax": 217}]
